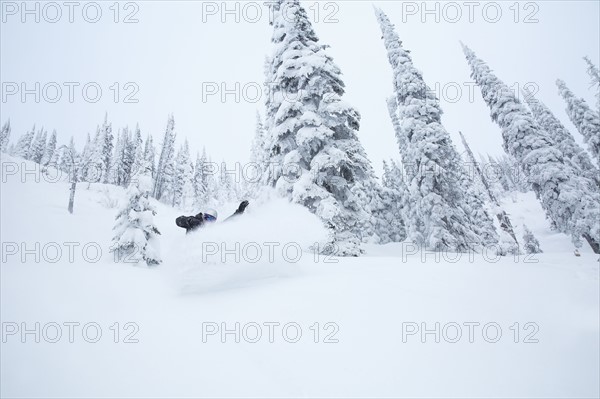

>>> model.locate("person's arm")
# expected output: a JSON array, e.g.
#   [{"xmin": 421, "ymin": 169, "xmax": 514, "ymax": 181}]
[
  {"xmin": 176, "ymin": 214, "xmax": 204, "ymax": 231},
  {"xmin": 224, "ymin": 201, "xmax": 249, "ymax": 222}
]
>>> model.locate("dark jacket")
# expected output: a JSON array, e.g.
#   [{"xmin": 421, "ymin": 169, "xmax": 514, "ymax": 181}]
[{"xmin": 175, "ymin": 201, "xmax": 249, "ymax": 234}]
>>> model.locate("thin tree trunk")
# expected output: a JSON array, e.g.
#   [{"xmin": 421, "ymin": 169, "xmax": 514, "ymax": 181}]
[
  {"xmin": 68, "ymin": 181, "xmax": 76, "ymax": 214},
  {"xmin": 582, "ymin": 233, "xmax": 600, "ymax": 254}
]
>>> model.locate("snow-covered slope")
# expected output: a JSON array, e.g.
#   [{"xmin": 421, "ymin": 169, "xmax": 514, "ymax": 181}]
[{"xmin": 1, "ymin": 155, "xmax": 598, "ymax": 398}]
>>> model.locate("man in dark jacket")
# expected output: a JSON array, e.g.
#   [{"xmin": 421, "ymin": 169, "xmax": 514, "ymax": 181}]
[{"xmin": 176, "ymin": 200, "xmax": 249, "ymax": 234}]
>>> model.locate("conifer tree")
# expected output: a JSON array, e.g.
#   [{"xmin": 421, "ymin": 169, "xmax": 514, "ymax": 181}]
[
  {"xmin": 111, "ymin": 159, "xmax": 161, "ymax": 266},
  {"xmin": 556, "ymin": 79, "xmax": 600, "ymax": 162},
  {"xmin": 463, "ymin": 43, "xmax": 600, "ymax": 253},
  {"xmin": 376, "ymin": 9, "xmax": 498, "ymax": 252},
  {"xmin": 14, "ymin": 126, "xmax": 35, "ymax": 160},
  {"xmin": 522, "ymin": 225, "xmax": 543, "ymax": 255},
  {"xmin": 42, "ymin": 129, "xmax": 57, "ymax": 166},
  {"xmin": 262, "ymin": 0, "xmax": 391, "ymax": 255},
  {"xmin": 153, "ymin": 115, "xmax": 177, "ymax": 202},
  {"xmin": 524, "ymin": 91, "xmax": 599, "ymax": 186},
  {"xmin": 0, "ymin": 119, "xmax": 11, "ymax": 153},
  {"xmin": 583, "ymin": 56, "xmax": 600, "ymax": 110}
]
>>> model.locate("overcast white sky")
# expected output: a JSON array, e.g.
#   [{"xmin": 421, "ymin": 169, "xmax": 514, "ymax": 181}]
[{"xmin": 1, "ymin": 0, "xmax": 599, "ymax": 176}]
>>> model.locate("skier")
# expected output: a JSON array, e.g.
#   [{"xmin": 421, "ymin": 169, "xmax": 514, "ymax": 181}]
[{"xmin": 175, "ymin": 200, "xmax": 249, "ymax": 234}]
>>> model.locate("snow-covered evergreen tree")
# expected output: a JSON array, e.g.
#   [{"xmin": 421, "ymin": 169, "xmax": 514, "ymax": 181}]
[
  {"xmin": 42, "ymin": 129, "xmax": 57, "ymax": 166},
  {"xmin": 376, "ymin": 9, "xmax": 498, "ymax": 252},
  {"xmin": 522, "ymin": 225, "xmax": 542, "ymax": 255},
  {"xmin": 583, "ymin": 56, "xmax": 600, "ymax": 110},
  {"xmin": 112, "ymin": 127, "xmax": 135, "ymax": 187},
  {"xmin": 78, "ymin": 133, "xmax": 95, "ymax": 182},
  {"xmin": 463, "ymin": 44, "xmax": 600, "ymax": 253},
  {"xmin": 13, "ymin": 126, "xmax": 35, "ymax": 160},
  {"xmin": 524, "ymin": 90, "xmax": 599, "ymax": 186},
  {"xmin": 153, "ymin": 115, "xmax": 177, "ymax": 202},
  {"xmin": 130, "ymin": 124, "xmax": 145, "ymax": 183},
  {"xmin": 380, "ymin": 159, "xmax": 407, "ymax": 243},
  {"xmin": 0, "ymin": 119, "xmax": 11, "ymax": 153},
  {"xmin": 218, "ymin": 160, "xmax": 236, "ymax": 204},
  {"xmin": 31, "ymin": 128, "xmax": 47, "ymax": 164},
  {"xmin": 96, "ymin": 114, "xmax": 114, "ymax": 184},
  {"xmin": 172, "ymin": 139, "xmax": 193, "ymax": 209},
  {"xmin": 556, "ymin": 79, "xmax": 600, "ymax": 162},
  {"xmin": 247, "ymin": 111, "xmax": 268, "ymax": 197},
  {"xmin": 459, "ymin": 131, "xmax": 520, "ymax": 254},
  {"xmin": 110, "ymin": 128, "xmax": 127, "ymax": 186},
  {"xmin": 111, "ymin": 159, "xmax": 161, "ymax": 267},
  {"xmin": 87, "ymin": 115, "xmax": 114, "ymax": 184},
  {"xmin": 193, "ymin": 148, "xmax": 212, "ymax": 209},
  {"xmin": 262, "ymin": 0, "xmax": 391, "ymax": 255},
  {"xmin": 144, "ymin": 134, "xmax": 156, "ymax": 179}
]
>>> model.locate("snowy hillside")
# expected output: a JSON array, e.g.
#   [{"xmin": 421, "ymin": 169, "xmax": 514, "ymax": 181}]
[{"xmin": 1, "ymin": 155, "xmax": 598, "ymax": 398}]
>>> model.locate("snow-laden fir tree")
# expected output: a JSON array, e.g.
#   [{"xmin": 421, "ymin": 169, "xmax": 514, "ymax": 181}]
[
  {"xmin": 583, "ymin": 56, "xmax": 600, "ymax": 110},
  {"xmin": 172, "ymin": 139, "xmax": 193, "ymax": 209},
  {"xmin": 144, "ymin": 134, "xmax": 156, "ymax": 179},
  {"xmin": 78, "ymin": 133, "xmax": 95, "ymax": 182},
  {"xmin": 85, "ymin": 115, "xmax": 114, "ymax": 183},
  {"xmin": 29, "ymin": 128, "xmax": 47, "ymax": 164},
  {"xmin": 217, "ymin": 160, "xmax": 236, "ymax": 204},
  {"xmin": 193, "ymin": 148, "xmax": 213, "ymax": 209},
  {"xmin": 97, "ymin": 114, "xmax": 114, "ymax": 184},
  {"xmin": 130, "ymin": 124, "xmax": 145, "ymax": 182},
  {"xmin": 524, "ymin": 90, "xmax": 600, "ymax": 187},
  {"xmin": 0, "ymin": 119, "xmax": 11, "ymax": 153},
  {"xmin": 463, "ymin": 44, "xmax": 600, "ymax": 253},
  {"xmin": 247, "ymin": 112, "xmax": 268, "ymax": 198},
  {"xmin": 380, "ymin": 159, "xmax": 407, "ymax": 243},
  {"xmin": 42, "ymin": 129, "xmax": 57, "ymax": 166},
  {"xmin": 153, "ymin": 115, "xmax": 177, "ymax": 202},
  {"xmin": 490, "ymin": 154, "xmax": 529, "ymax": 194},
  {"xmin": 556, "ymin": 79, "xmax": 600, "ymax": 162},
  {"xmin": 13, "ymin": 126, "xmax": 35, "ymax": 160},
  {"xmin": 111, "ymin": 159, "xmax": 161, "ymax": 266},
  {"xmin": 459, "ymin": 131, "xmax": 520, "ymax": 254},
  {"xmin": 376, "ymin": 9, "xmax": 498, "ymax": 252},
  {"xmin": 110, "ymin": 127, "xmax": 131, "ymax": 187},
  {"xmin": 522, "ymin": 225, "xmax": 542, "ymax": 255},
  {"xmin": 262, "ymin": 0, "xmax": 392, "ymax": 255}
]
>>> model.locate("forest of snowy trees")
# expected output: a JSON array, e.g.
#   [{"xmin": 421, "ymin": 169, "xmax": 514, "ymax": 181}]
[{"xmin": 2, "ymin": 0, "xmax": 599, "ymax": 260}]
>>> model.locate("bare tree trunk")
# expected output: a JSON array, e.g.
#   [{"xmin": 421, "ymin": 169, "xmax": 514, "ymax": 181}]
[
  {"xmin": 68, "ymin": 181, "xmax": 76, "ymax": 214},
  {"xmin": 582, "ymin": 233, "xmax": 600, "ymax": 254}
]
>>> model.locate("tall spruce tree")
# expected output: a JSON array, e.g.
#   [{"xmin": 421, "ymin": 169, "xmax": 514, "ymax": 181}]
[
  {"xmin": 376, "ymin": 9, "xmax": 498, "ymax": 252},
  {"xmin": 459, "ymin": 131, "xmax": 520, "ymax": 254},
  {"xmin": 14, "ymin": 126, "xmax": 35, "ymax": 160},
  {"xmin": 262, "ymin": 0, "xmax": 392, "ymax": 255},
  {"xmin": 173, "ymin": 139, "xmax": 193, "ymax": 209},
  {"xmin": 0, "ymin": 119, "xmax": 11, "ymax": 153},
  {"xmin": 153, "ymin": 115, "xmax": 177, "ymax": 202},
  {"xmin": 98, "ymin": 114, "xmax": 114, "ymax": 184},
  {"xmin": 556, "ymin": 79, "xmax": 600, "ymax": 162},
  {"xmin": 193, "ymin": 148, "xmax": 212, "ymax": 209},
  {"xmin": 144, "ymin": 134, "xmax": 156, "ymax": 179},
  {"xmin": 30, "ymin": 128, "xmax": 47, "ymax": 164},
  {"xmin": 130, "ymin": 124, "xmax": 145, "ymax": 184},
  {"xmin": 463, "ymin": 43, "xmax": 600, "ymax": 253},
  {"xmin": 524, "ymin": 91, "xmax": 600, "ymax": 187},
  {"xmin": 583, "ymin": 56, "xmax": 600, "ymax": 110},
  {"xmin": 42, "ymin": 129, "xmax": 57, "ymax": 166}
]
